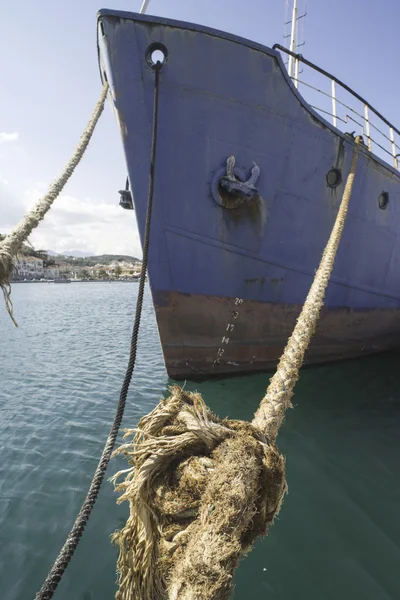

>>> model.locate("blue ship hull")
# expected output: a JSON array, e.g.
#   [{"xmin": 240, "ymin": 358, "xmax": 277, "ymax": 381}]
[{"xmin": 97, "ymin": 10, "xmax": 400, "ymax": 379}]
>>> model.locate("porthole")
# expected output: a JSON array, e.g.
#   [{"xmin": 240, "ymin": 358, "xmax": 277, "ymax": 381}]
[
  {"xmin": 326, "ymin": 167, "xmax": 342, "ymax": 189},
  {"xmin": 378, "ymin": 192, "xmax": 389, "ymax": 210}
]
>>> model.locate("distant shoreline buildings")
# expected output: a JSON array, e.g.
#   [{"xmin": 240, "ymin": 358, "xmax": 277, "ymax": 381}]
[{"xmin": 11, "ymin": 254, "xmax": 142, "ymax": 282}]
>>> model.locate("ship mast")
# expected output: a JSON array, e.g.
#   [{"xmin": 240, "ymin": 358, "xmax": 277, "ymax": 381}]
[
  {"xmin": 140, "ymin": 0, "xmax": 150, "ymax": 13},
  {"xmin": 284, "ymin": 0, "xmax": 307, "ymax": 83},
  {"xmin": 287, "ymin": 0, "xmax": 298, "ymax": 79}
]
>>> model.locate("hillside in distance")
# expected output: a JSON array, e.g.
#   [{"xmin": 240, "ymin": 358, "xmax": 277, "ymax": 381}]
[
  {"xmin": 47, "ymin": 252, "xmax": 142, "ymax": 266},
  {"xmin": 0, "ymin": 235, "xmax": 142, "ymax": 266}
]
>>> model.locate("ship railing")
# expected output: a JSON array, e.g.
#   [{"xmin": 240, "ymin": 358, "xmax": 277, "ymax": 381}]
[{"xmin": 273, "ymin": 44, "xmax": 400, "ymax": 171}]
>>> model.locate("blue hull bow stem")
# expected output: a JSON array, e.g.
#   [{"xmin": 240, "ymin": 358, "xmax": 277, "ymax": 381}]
[{"xmin": 97, "ymin": 10, "xmax": 400, "ymax": 380}]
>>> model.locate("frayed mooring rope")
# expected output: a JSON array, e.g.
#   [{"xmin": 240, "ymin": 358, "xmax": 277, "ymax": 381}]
[
  {"xmin": 112, "ymin": 137, "xmax": 362, "ymax": 600},
  {"xmin": 112, "ymin": 387, "xmax": 286, "ymax": 600},
  {"xmin": 0, "ymin": 82, "xmax": 109, "ymax": 325},
  {"xmin": 1, "ymin": 282, "xmax": 18, "ymax": 327},
  {"xmin": 253, "ymin": 136, "xmax": 363, "ymax": 441}
]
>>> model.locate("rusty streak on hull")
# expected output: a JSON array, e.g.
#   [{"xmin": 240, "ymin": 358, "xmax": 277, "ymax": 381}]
[{"xmin": 154, "ymin": 290, "xmax": 400, "ymax": 380}]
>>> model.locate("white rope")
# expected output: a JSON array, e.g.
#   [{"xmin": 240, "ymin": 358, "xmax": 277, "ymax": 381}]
[
  {"xmin": 0, "ymin": 82, "xmax": 109, "ymax": 325},
  {"xmin": 253, "ymin": 136, "xmax": 362, "ymax": 440}
]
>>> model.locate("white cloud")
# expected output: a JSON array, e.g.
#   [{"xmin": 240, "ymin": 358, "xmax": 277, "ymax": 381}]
[
  {"xmin": 21, "ymin": 188, "xmax": 142, "ymax": 258},
  {"xmin": 0, "ymin": 132, "xmax": 19, "ymax": 143},
  {"xmin": 0, "ymin": 179, "xmax": 25, "ymax": 227},
  {"xmin": 1, "ymin": 181, "xmax": 143, "ymax": 258}
]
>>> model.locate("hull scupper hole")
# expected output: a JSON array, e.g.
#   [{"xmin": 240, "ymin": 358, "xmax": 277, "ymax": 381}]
[
  {"xmin": 145, "ymin": 43, "xmax": 168, "ymax": 69},
  {"xmin": 378, "ymin": 192, "xmax": 389, "ymax": 210},
  {"xmin": 326, "ymin": 167, "xmax": 342, "ymax": 188}
]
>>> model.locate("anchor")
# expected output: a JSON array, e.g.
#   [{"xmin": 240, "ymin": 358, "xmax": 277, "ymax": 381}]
[{"xmin": 219, "ymin": 155, "xmax": 260, "ymax": 200}]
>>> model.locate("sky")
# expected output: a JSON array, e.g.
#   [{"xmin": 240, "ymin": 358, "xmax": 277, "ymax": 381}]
[{"xmin": 1, "ymin": 0, "xmax": 399, "ymax": 257}]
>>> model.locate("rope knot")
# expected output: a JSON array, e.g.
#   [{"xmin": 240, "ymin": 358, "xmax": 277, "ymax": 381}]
[{"xmin": 111, "ymin": 386, "xmax": 287, "ymax": 600}]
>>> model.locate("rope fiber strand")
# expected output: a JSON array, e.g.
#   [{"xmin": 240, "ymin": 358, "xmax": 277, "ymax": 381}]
[
  {"xmin": 112, "ymin": 136, "xmax": 363, "ymax": 600},
  {"xmin": 0, "ymin": 82, "xmax": 109, "ymax": 326},
  {"xmin": 35, "ymin": 64, "xmax": 162, "ymax": 599},
  {"xmin": 253, "ymin": 135, "xmax": 363, "ymax": 440}
]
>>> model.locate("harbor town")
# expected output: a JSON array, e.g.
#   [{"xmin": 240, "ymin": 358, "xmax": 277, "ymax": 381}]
[{"xmin": 10, "ymin": 252, "xmax": 142, "ymax": 282}]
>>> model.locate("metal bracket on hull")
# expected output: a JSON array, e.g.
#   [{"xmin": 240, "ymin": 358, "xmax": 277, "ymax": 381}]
[{"xmin": 119, "ymin": 177, "xmax": 134, "ymax": 210}]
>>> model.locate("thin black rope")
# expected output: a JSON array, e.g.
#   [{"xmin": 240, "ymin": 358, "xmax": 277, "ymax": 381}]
[{"xmin": 35, "ymin": 62, "xmax": 162, "ymax": 600}]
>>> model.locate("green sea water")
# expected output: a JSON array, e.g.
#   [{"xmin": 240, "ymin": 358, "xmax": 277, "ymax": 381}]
[{"xmin": 1, "ymin": 282, "xmax": 399, "ymax": 599}]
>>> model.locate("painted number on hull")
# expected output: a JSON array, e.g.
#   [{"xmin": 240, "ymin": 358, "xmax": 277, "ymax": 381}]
[{"xmin": 213, "ymin": 297, "xmax": 244, "ymax": 369}]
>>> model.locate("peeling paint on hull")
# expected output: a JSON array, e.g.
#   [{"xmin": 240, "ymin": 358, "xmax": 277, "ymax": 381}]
[{"xmin": 154, "ymin": 290, "xmax": 400, "ymax": 379}]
